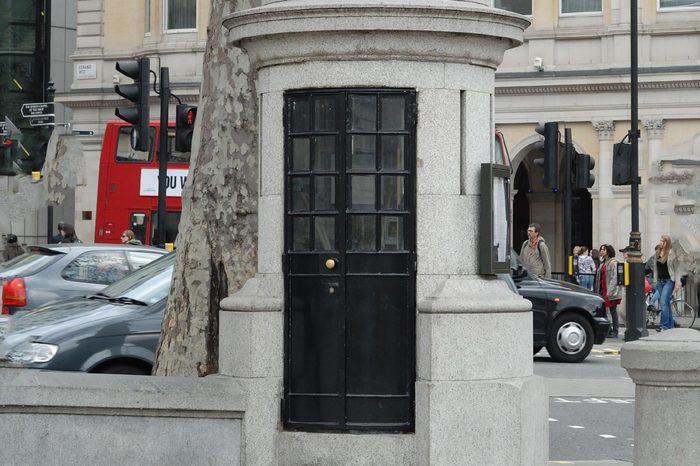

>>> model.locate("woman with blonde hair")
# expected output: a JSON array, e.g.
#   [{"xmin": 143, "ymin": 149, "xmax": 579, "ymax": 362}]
[{"xmin": 652, "ymin": 235, "xmax": 683, "ymax": 331}]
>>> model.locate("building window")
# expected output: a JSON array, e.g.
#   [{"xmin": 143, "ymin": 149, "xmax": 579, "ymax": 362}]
[
  {"xmin": 494, "ymin": 0, "xmax": 532, "ymax": 15},
  {"xmin": 658, "ymin": 0, "xmax": 700, "ymax": 9},
  {"xmin": 164, "ymin": 0, "xmax": 196, "ymax": 31},
  {"xmin": 561, "ymin": 0, "xmax": 602, "ymax": 14},
  {"xmin": 145, "ymin": 0, "xmax": 151, "ymax": 34}
]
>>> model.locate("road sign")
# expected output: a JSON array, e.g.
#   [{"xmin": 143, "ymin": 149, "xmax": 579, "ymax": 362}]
[
  {"xmin": 0, "ymin": 121, "xmax": 6, "ymax": 135},
  {"xmin": 29, "ymin": 115, "xmax": 55, "ymax": 127},
  {"xmin": 21, "ymin": 102, "xmax": 55, "ymax": 118}
]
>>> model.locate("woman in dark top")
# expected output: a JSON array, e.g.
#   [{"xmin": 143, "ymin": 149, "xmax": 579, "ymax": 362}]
[
  {"xmin": 58, "ymin": 223, "xmax": 81, "ymax": 243},
  {"xmin": 652, "ymin": 235, "xmax": 682, "ymax": 331}
]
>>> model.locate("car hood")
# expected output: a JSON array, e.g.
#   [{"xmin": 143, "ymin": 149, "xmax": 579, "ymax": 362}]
[{"xmin": 0, "ymin": 296, "xmax": 144, "ymax": 354}]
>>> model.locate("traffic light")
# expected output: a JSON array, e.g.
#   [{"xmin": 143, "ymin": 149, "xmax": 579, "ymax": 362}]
[
  {"xmin": 574, "ymin": 153, "xmax": 595, "ymax": 189},
  {"xmin": 534, "ymin": 122, "xmax": 559, "ymax": 188},
  {"xmin": 613, "ymin": 142, "xmax": 633, "ymax": 185},
  {"xmin": 0, "ymin": 137, "xmax": 16, "ymax": 176},
  {"xmin": 114, "ymin": 57, "xmax": 150, "ymax": 151},
  {"xmin": 175, "ymin": 104, "xmax": 197, "ymax": 152}
]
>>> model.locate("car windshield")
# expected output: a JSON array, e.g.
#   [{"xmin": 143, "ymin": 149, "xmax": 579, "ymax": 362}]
[
  {"xmin": 96, "ymin": 253, "xmax": 175, "ymax": 305},
  {"xmin": 0, "ymin": 249, "xmax": 64, "ymax": 278}
]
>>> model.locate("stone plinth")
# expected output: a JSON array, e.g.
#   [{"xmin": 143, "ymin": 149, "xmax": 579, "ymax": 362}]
[{"xmin": 621, "ymin": 329, "xmax": 700, "ymax": 466}]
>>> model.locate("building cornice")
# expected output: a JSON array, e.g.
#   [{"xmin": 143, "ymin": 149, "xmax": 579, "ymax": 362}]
[{"xmin": 495, "ymin": 79, "xmax": 700, "ymax": 96}]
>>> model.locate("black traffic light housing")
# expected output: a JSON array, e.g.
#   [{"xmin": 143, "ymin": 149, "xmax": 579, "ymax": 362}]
[
  {"xmin": 574, "ymin": 152, "xmax": 595, "ymax": 189},
  {"xmin": 175, "ymin": 104, "xmax": 197, "ymax": 152},
  {"xmin": 0, "ymin": 136, "xmax": 16, "ymax": 176},
  {"xmin": 534, "ymin": 122, "xmax": 559, "ymax": 189},
  {"xmin": 613, "ymin": 142, "xmax": 633, "ymax": 185},
  {"xmin": 115, "ymin": 57, "xmax": 150, "ymax": 152}
]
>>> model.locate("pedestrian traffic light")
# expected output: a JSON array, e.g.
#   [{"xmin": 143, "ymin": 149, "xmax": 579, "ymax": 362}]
[
  {"xmin": 612, "ymin": 142, "xmax": 633, "ymax": 185},
  {"xmin": 534, "ymin": 122, "xmax": 559, "ymax": 188},
  {"xmin": 0, "ymin": 137, "xmax": 16, "ymax": 176},
  {"xmin": 114, "ymin": 57, "xmax": 150, "ymax": 152},
  {"xmin": 175, "ymin": 104, "xmax": 197, "ymax": 152},
  {"xmin": 574, "ymin": 152, "xmax": 595, "ymax": 189}
]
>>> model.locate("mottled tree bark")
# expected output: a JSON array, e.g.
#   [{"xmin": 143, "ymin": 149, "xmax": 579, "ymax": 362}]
[{"xmin": 153, "ymin": 0, "xmax": 259, "ymax": 376}]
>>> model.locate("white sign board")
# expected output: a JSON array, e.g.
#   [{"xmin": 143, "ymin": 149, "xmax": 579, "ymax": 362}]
[
  {"xmin": 140, "ymin": 168, "xmax": 188, "ymax": 197},
  {"xmin": 76, "ymin": 63, "xmax": 97, "ymax": 80}
]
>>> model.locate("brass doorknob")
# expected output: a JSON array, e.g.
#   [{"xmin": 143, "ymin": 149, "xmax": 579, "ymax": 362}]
[{"xmin": 325, "ymin": 258, "xmax": 336, "ymax": 270}]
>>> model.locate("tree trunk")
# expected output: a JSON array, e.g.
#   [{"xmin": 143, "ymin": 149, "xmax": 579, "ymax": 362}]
[{"xmin": 153, "ymin": 0, "xmax": 259, "ymax": 376}]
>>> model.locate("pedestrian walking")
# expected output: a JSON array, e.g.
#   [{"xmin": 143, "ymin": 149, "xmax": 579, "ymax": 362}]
[
  {"xmin": 50, "ymin": 221, "xmax": 66, "ymax": 244},
  {"xmin": 520, "ymin": 223, "xmax": 552, "ymax": 279},
  {"xmin": 120, "ymin": 229, "xmax": 142, "ymax": 245},
  {"xmin": 651, "ymin": 235, "xmax": 684, "ymax": 331},
  {"xmin": 2, "ymin": 234, "xmax": 25, "ymax": 262},
  {"xmin": 578, "ymin": 246, "xmax": 596, "ymax": 290},
  {"xmin": 595, "ymin": 244, "xmax": 623, "ymax": 338},
  {"xmin": 57, "ymin": 223, "xmax": 81, "ymax": 244}
]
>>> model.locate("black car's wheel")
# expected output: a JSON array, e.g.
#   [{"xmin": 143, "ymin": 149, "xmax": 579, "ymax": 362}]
[
  {"xmin": 546, "ymin": 314, "xmax": 594, "ymax": 363},
  {"xmin": 93, "ymin": 362, "xmax": 150, "ymax": 375},
  {"xmin": 533, "ymin": 345, "xmax": 543, "ymax": 355}
]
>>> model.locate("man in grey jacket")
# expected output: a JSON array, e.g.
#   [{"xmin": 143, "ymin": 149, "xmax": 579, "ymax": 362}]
[{"xmin": 520, "ymin": 223, "xmax": 552, "ymax": 279}]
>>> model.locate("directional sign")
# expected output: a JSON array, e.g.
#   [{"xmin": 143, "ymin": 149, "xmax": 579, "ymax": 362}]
[
  {"xmin": 21, "ymin": 102, "xmax": 55, "ymax": 118},
  {"xmin": 30, "ymin": 115, "xmax": 55, "ymax": 127},
  {"xmin": 0, "ymin": 121, "xmax": 6, "ymax": 135},
  {"xmin": 72, "ymin": 130, "xmax": 95, "ymax": 136}
]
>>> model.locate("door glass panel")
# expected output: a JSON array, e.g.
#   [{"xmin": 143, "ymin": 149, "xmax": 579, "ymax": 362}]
[
  {"xmin": 292, "ymin": 100, "xmax": 311, "ymax": 132},
  {"xmin": 350, "ymin": 95, "xmax": 377, "ymax": 131},
  {"xmin": 381, "ymin": 216, "xmax": 404, "ymax": 251},
  {"xmin": 381, "ymin": 96, "xmax": 405, "ymax": 130},
  {"xmin": 292, "ymin": 138, "xmax": 310, "ymax": 170},
  {"xmin": 293, "ymin": 217, "xmax": 311, "ymax": 251},
  {"xmin": 314, "ymin": 217, "xmax": 335, "ymax": 251},
  {"xmin": 381, "ymin": 136, "xmax": 404, "ymax": 170},
  {"xmin": 314, "ymin": 176, "xmax": 336, "ymax": 211},
  {"xmin": 314, "ymin": 97, "xmax": 336, "ymax": 131},
  {"xmin": 350, "ymin": 215, "xmax": 376, "ymax": 252},
  {"xmin": 381, "ymin": 176, "xmax": 405, "ymax": 210},
  {"xmin": 314, "ymin": 136, "xmax": 336, "ymax": 170},
  {"xmin": 351, "ymin": 175, "xmax": 375, "ymax": 210},
  {"xmin": 292, "ymin": 177, "xmax": 311, "ymax": 211},
  {"xmin": 349, "ymin": 135, "xmax": 376, "ymax": 170}
]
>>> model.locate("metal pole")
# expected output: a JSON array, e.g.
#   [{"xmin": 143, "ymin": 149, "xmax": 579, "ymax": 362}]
[
  {"xmin": 46, "ymin": 81, "xmax": 56, "ymax": 244},
  {"xmin": 624, "ymin": 0, "xmax": 648, "ymax": 341},
  {"xmin": 157, "ymin": 67, "xmax": 170, "ymax": 247},
  {"xmin": 564, "ymin": 128, "xmax": 573, "ymax": 282}
]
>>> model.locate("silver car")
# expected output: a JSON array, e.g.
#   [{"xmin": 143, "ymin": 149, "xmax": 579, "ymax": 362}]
[{"xmin": 0, "ymin": 244, "xmax": 169, "ymax": 317}]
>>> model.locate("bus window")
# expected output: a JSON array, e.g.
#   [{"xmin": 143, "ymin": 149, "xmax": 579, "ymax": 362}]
[
  {"xmin": 130, "ymin": 212, "xmax": 148, "ymax": 244},
  {"xmin": 167, "ymin": 127, "xmax": 191, "ymax": 164},
  {"xmin": 151, "ymin": 211, "xmax": 181, "ymax": 245},
  {"xmin": 115, "ymin": 126, "xmax": 156, "ymax": 162}
]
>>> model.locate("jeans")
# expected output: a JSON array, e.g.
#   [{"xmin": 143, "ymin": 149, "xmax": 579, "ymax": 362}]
[
  {"xmin": 580, "ymin": 275, "xmax": 594, "ymax": 291},
  {"xmin": 649, "ymin": 281, "xmax": 660, "ymax": 308},
  {"xmin": 658, "ymin": 279, "xmax": 675, "ymax": 330}
]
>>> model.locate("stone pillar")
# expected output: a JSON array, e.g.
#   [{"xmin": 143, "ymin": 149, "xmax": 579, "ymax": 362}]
[
  {"xmin": 642, "ymin": 118, "xmax": 667, "ymax": 252},
  {"xmin": 621, "ymin": 329, "xmax": 700, "ymax": 466},
  {"xmin": 224, "ymin": 2, "xmax": 544, "ymax": 464},
  {"xmin": 592, "ymin": 120, "xmax": 615, "ymax": 249}
]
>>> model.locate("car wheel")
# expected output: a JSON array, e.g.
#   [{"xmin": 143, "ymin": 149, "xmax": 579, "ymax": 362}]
[
  {"xmin": 93, "ymin": 362, "xmax": 150, "ymax": 375},
  {"xmin": 533, "ymin": 345, "xmax": 543, "ymax": 355},
  {"xmin": 546, "ymin": 314, "xmax": 594, "ymax": 363}
]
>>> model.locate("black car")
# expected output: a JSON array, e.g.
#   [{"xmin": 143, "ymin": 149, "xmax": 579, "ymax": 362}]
[
  {"xmin": 507, "ymin": 251, "xmax": 610, "ymax": 363},
  {"xmin": 0, "ymin": 253, "xmax": 175, "ymax": 375}
]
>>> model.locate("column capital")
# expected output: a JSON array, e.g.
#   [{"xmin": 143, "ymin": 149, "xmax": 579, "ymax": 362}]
[
  {"xmin": 592, "ymin": 120, "xmax": 615, "ymax": 140},
  {"xmin": 642, "ymin": 118, "xmax": 665, "ymax": 139}
]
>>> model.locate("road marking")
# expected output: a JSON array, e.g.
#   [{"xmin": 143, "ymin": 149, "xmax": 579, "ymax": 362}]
[
  {"xmin": 599, "ymin": 434, "xmax": 617, "ymax": 439},
  {"xmin": 554, "ymin": 397, "xmax": 634, "ymax": 404},
  {"xmin": 549, "ymin": 418, "xmax": 558, "ymax": 422},
  {"xmin": 554, "ymin": 397, "xmax": 581, "ymax": 403},
  {"xmin": 568, "ymin": 425, "xmax": 585, "ymax": 429},
  {"xmin": 549, "ymin": 462, "xmax": 575, "ymax": 464},
  {"xmin": 591, "ymin": 347, "xmax": 621, "ymax": 355}
]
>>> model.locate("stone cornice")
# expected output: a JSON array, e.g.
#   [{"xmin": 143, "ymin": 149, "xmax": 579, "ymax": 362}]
[{"xmin": 495, "ymin": 80, "xmax": 700, "ymax": 95}]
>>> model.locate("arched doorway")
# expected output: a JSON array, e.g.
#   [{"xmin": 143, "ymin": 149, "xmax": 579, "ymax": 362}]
[{"xmin": 512, "ymin": 163, "xmax": 530, "ymax": 253}]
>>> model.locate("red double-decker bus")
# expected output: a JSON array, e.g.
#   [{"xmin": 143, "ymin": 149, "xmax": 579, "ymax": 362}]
[{"xmin": 94, "ymin": 120, "xmax": 190, "ymax": 245}]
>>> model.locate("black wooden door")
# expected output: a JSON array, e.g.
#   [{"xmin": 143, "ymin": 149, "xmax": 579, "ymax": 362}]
[{"xmin": 283, "ymin": 90, "xmax": 416, "ymax": 432}]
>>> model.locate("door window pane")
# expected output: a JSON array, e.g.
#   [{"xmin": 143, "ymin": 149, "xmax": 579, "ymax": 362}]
[
  {"xmin": 381, "ymin": 176, "xmax": 405, "ymax": 210},
  {"xmin": 314, "ymin": 136, "xmax": 335, "ymax": 170},
  {"xmin": 351, "ymin": 175, "xmax": 375, "ymax": 210},
  {"xmin": 61, "ymin": 251, "xmax": 131, "ymax": 285},
  {"xmin": 291, "ymin": 100, "xmax": 311, "ymax": 132},
  {"xmin": 126, "ymin": 251, "xmax": 163, "ymax": 270},
  {"xmin": 314, "ymin": 176, "xmax": 336, "ymax": 211},
  {"xmin": 292, "ymin": 177, "xmax": 310, "ymax": 211},
  {"xmin": 494, "ymin": 0, "xmax": 532, "ymax": 15},
  {"xmin": 165, "ymin": 0, "xmax": 196, "ymax": 30},
  {"xmin": 292, "ymin": 217, "xmax": 311, "ymax": 251},
  {"xmin": 381, "ymin": 136, "xmax": 404, "ymax": 170},
  {"xmin": 660, "ymin": 0, "xmax": 700, "ymax": 7},
  {"xmin": 561, "ymin": 0, "xmax": 601, "ymax": 14},
  {"xmin": 350, "ymin": 95, "xmax": 377, "ymax": 131},
  {"xmin": 349, "ymin": 135, "xmax": 376, "ymax": 170},
  {"xmin": 381, "ymin": 216, "xmax": 404, "ymax": 251},
  {"xmin": 350, "ymin": 216, "xmax": 376, "ymax": 252},
  {"xmin": 292, "ymin": 138, "xmax": 310, "ymax": 170},
  {"xmin": 314, "ymin": 217, "xmax": 335, "ymax": 251},
  {"xmin": 314, "ymin": 97, "xmax": 336, "ymax": 131},
  {"xmin": 380, "ymin": 96, "xmax": 405, "ymax": 130}
]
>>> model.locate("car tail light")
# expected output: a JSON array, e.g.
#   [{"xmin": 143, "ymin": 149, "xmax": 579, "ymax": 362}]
[{"xmin": 2, "ymin": 278, "xmax": 27, "ymax": 310}]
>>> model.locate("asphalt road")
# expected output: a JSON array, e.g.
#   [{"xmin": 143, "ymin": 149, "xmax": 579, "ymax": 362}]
[{"xmin": 534, "ymin": 338, "xmax": 635, "ymax": 465}]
